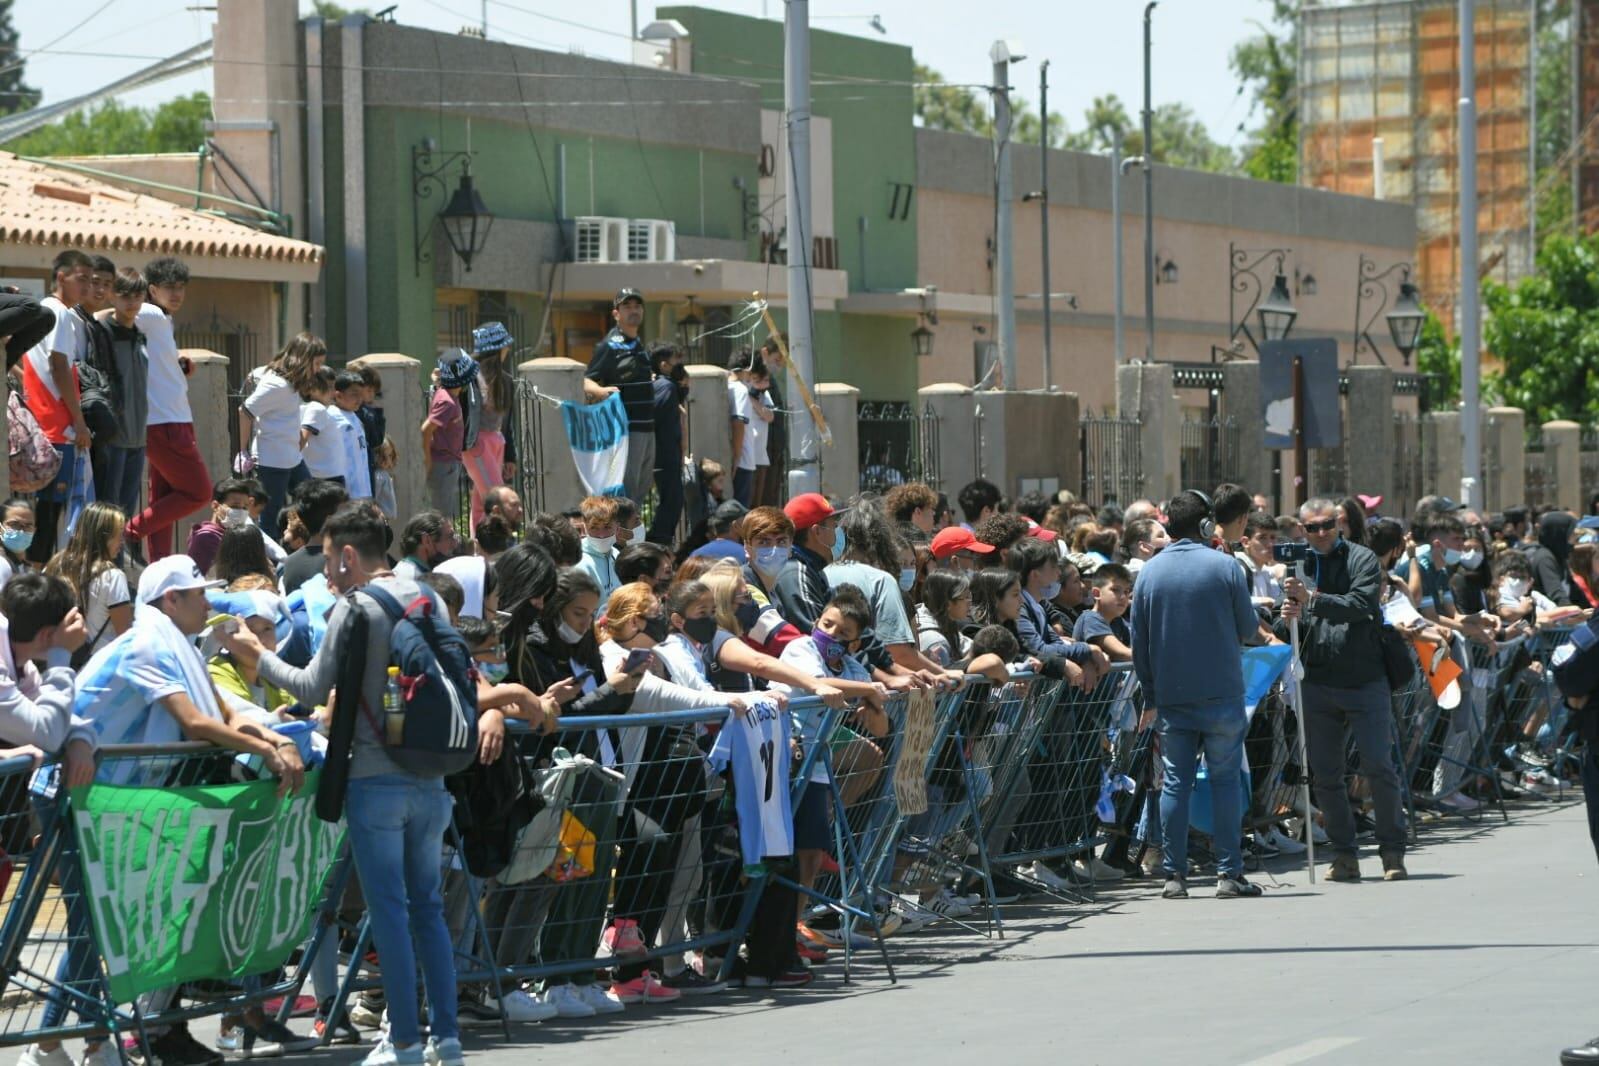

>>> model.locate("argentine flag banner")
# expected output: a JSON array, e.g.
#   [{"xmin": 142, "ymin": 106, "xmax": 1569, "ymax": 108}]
[
  {"xmin": 1242, "ymin": 644, "xmax": 1295, "ymax": 719},
  {"xmin": 560, "ymin": 391, "xmax": 630, "ymax": 497}
]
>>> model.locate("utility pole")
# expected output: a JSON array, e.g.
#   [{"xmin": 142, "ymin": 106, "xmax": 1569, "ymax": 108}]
[
  {"xmin": 1460, "ymin": 0, "xmax": 1482, "ymax": 510},
  {"xmin": 1113, "ymin": 129, "xmax": 1126, "ymax": 364},
  {"xmin": 482, "ymin": 0, "xmax": 488, "ymax": 37},
  {"xmin": 991, "ymin": 40, "xmax": 1021, "ymax": 391},
  {"xmin": 1038, "ymin": 60, "xmax": 1054, "ymax": 391},
  {"xmin": 785, "ymin": 0, "xmax": 820, "ymax": 495},
  {"xmin": 1141, "ymin": 2, "xmax": 1158, "ymax": 362}
]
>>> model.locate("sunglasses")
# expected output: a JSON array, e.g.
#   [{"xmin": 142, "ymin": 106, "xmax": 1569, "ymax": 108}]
[{"xmin": 1303, "ymin": 519, "xmax": 1338, "ymax": 534}]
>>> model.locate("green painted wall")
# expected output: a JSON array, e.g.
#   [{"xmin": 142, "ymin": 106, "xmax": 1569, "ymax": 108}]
[{"xmin": 660, "ymin": 6, "xmax": 919, "ymax": 295}]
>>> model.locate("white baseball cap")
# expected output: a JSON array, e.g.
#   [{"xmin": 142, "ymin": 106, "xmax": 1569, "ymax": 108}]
[{"xmin": 137, "ymin": 554, "xmax": 226, "ymax": 605}]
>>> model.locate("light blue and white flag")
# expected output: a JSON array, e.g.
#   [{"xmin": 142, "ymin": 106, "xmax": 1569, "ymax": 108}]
[
  {"xmin": 560, "ymin": 391, "xmax": 629, "ymax": 497},
  {"xmin": 1242, "ymin": 644, "xmax": 1295, "ymax": 718}
]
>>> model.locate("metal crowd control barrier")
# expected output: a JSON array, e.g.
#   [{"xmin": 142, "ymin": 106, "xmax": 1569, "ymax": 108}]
[{"xmin": 0, "ymin": 744, "xmax": 348, "ymax": 1054}]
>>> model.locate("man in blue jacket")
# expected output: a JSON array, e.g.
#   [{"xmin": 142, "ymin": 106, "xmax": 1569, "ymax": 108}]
[{"xmin": 1130, "ymin": 490, "xmax": 1262, "ymax": 900}]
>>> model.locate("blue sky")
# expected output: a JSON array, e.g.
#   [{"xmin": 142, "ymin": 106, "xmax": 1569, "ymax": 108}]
[{"xmin": 11, "ymin": 0, "xmax": 1274, "ymax": 149}]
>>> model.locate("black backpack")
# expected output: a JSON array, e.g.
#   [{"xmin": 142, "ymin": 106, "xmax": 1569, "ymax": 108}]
[
  {"xmin": 356, "ymin": 585, "xmax": 480, "ymax": 777},
  {"xmin": 72, "ymin": 312, "xmax": 120, "ymax": 441}
]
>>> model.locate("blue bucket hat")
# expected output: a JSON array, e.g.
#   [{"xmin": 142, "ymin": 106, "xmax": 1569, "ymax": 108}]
[
  {"xmin": 473, "ymin": 321, "xmax": 513, "ymax": 355},
  {"xmin": 438, "ymin": 350, "xmax": 480, "ymax": 390}
]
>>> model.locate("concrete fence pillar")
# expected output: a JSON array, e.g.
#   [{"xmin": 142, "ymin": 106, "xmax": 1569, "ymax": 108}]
[
  {"xmin": 355, "ymin": 353, "xmax": 426, "ymax": 526},
  {"xmin": 682, "ymin": 364, "xmax": 731, "ymax": 500},
  {"xmin": 1117, "ymin": 362, "xmax": 1179, "ymax": 501},
  {"xmin": 921, "ymin": 383, "xmax": 977, "ymax": 498},
  {"xmin": 178, "ymin": 350, "xmax": 230, "ymax": 550},
  {"xmin": 972, "ymin": 390, "xmax": 1081, "ymax": 500},
  {"xmin": 1423, "ymin": 410, "xmax": 1462, "ymax": 501},
  {"xmin": 1221, "ymin": 360, "xmax": 1265, "ymax": 498},
  {"xmin": 518, "ymin": 357, "xmax": 587, "ymax": 514},
  {"xmin": 1544, "ymin": 419, "xmax": 1583, "ymax": 511},
  {"xmin": 814, "ymin": 382, "xmax": 860, "ymax": 501},
  {"xmin": 1345, "ymin": 365, "xmax": 1396, "ymax": 506},
  {"xmin": 1484, "ymin": 407, "xmax": 1525, "ymax": 513}
]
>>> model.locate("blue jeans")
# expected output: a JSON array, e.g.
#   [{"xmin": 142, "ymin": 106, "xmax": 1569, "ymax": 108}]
[
  {"xmin": 255, "ymin": 462, "xmax": 309, "ymax": 541},
  {"xmin": 101, "ymin": 444, "xmax": 146, "ymax": 521},
  {"xmin": 344, "ymin": 774, "xmax": 458, "ymax": 1047},
  {"xmin": 1157, "ymin": 701, "xmax": 1248, "ymax": 879},
  {"xmin": 32, "ymin": 796, "xmax": 104, "ymax": 1031}
]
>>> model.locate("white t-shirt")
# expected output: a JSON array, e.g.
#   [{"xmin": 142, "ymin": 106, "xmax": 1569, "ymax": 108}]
[
  {"xmin": 24, "ymin": 295, "xmax": 83, "ymax": 406},
  {"xmin": 728, "ymin": 380, "xmax": 758, "ymax": 471},
  {"xmin": 748, "ymin": 389, "xmax": 772, "ymax": 467},
  {"xmin": 299, "ymin": 401, "xmax": 344, "ymax": 478},
  {"xmin": 330, "ymin": 407, "xmax": 372, "ymax": 498},
  {"xmin": 136, "ymin": 304, "xmax": 192, "ymax": 426},
  {"xmin": 82, "ymin": 567, "xmax": 130, "ymax": 655},
  {"xmin": 243, "ymin": 369, "xmax": 305, "ymax": 470}
]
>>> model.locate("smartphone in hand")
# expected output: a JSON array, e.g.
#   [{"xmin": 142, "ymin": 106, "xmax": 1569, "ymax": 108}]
[{"xmin": 623, "ymin": 647, "xmax": 654, "ymax": 673}]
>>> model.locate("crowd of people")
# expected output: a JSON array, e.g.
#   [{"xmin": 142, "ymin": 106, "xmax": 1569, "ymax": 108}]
[{"xmin": 3, "ymin": 268, "xmax": 1599, "ymax": 1066}]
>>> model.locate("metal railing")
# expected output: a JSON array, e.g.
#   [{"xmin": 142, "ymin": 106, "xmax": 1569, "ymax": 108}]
[
  {"xmin": 858, "ymin": 401, "xmax": 931, "ymax": 495},
  {"xmin": 1525, "ymin": 427, "xmax": 1554, "ymax": 510},
  {"xmin": 1393, "ymin": 411, "xmax": 1424, "ymax": 516},
  {"xmin": 1179, "ymin": 416, "xmax": 1243, "ymax": 492},
  {"xmin": 1078, "ymin": 412, "xmax": 1145, "ymax": 508}
]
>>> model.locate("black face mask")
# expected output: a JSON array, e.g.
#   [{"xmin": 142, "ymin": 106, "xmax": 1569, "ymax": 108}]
[
  {"xmin": 681, "ymin": 615, "xmax": 718, "ymax": 645},
  {"xmin": 643, "ymin": 615, "xmax": 670, "ymax": 642},
  {"xmin": 734, "ymin": 599, "xmax": 761, "ymax": 633}
]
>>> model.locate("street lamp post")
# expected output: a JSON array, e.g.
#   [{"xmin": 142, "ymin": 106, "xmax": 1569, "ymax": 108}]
[
  {"xmin": 1228, "ymin": 243, "xmax": 1298, "ymax": 354},
  {"xmin": 1354, "ymin": 256, "xmax": 1427, "ymax": 366}
]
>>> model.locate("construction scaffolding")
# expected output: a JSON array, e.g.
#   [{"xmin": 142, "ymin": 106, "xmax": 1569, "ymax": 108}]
[{"xmin": 1299, "ymin": 0, "xmax": 1534, "ymax": 324}]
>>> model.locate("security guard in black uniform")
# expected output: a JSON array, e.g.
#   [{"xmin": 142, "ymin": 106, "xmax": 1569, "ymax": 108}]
[{"xmin": 1552, "ymin": 613, "xmax": 1599, "ymax": 1066}]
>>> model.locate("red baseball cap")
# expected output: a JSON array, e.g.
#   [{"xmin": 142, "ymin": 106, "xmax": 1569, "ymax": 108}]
[
  {"xmin": 930, "ymin": 526, "xmax": 997, "ymax": 561},
  {"xmin": 784, "ymin": 492, "xmax": 845, "ymax": 531}
]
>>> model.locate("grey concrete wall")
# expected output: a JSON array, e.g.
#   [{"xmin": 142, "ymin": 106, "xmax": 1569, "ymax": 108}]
[
  {"xmin": 1222, "ymin": 361, "xmax": 1265, "ymax": 497},
  {"xmin": 922, "ymin": 383, "xmax": 979, "ymax": 499},
  {"xmin": 1545, "ymin": 420, "xmax": 1583, "ymax": 512},
  {"xmin": 1345, "ymin": 365, "xmax": 1395, "ymax": 507},
  {"xmin": 815, "ymin": 383, "xmax": 860, "ymax": 501},
  {"xmin": 683, "ymin": 363, "xmax": 732, "ymax": 490},
  {"xmin": 969, "ymin": 390, "xmax": 1080, "ymax": 500},
  {"xmin": 1485, "ymin": 407, "xmax": 1525, "ymax": 513},
  {"xmin": 1118, "ymin": 362, "xmax": 1180, "ymax": 501},
  {"xmin": 360, "ymin": 353, "xmax": 427, "ymax": 525},
  {"xmin": 1424, "ymin": 411, "xmax": 1463, "ymax": 502},
  {"xmin": 179, "ymin": 351, "xmax": 231, "ymax": 551},
  {"xmin": 362, "ymin": 23, "xmax": 760, "ymax": 154},
  {"xmin": 915, "ymin": 127, "xmax": 1415, "ymax": 251},
  {"xmin": 518, "ymin": 357, "xmax": 588, "ymax": 513}
]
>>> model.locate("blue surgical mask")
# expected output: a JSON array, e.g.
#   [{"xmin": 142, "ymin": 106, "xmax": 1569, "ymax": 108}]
[
  {"xmin": 1442, "ymin": 547, "xmax": 1463, "ymax": 566},
  {"xmin": 831, "ymin": 525, "xmax": 846, "ymax": 558},
  {"xmin": 1, "ymin": 528, "xmax": 32, "ymax": 554},
  {"xmin": 754, "ymin": 545, "xmax": 790, "ymax": 575},
  {"xmin": 479, "ymin": 660, "xmax": 509, "ymax": 684},
  {"xmin": 898, "ymin": 568, "xmax": 916, "ymax": 592},
  {"xmin": 1039, "ymin": 580, "xmax": 1062, "ymax": 601}
]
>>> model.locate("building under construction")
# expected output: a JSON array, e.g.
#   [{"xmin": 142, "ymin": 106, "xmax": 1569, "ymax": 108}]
[{"xmin": 1299, "ymin": 0, "xmax": 1533, "ymax": 335}]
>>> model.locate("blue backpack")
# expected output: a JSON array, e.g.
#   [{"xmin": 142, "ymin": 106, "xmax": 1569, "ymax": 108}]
[{"xmin": 357, "ymin": 586, "xmax": 479, "ymax": 777}]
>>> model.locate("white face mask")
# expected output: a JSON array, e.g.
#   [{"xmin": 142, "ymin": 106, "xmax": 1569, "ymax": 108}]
[
  {"xmin": 1459, "ymin": 548, "xmax": 1484, "ymax": 570},
  {"xmin": 1502, "ymin": 578, "xmax": 1531, "ymax": 600},
  {"xmin": 583, "ymin": 534, "xmax": 616, "ymax": 554},
  {"xmin": 628, "ymin": 524, "xmax": 647, "ymax": 545}
]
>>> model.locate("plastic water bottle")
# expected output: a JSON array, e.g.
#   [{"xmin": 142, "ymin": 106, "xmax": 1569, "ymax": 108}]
[{"xmin": 383, "ymin": 666, "xmax": 405, "ymax": 744}]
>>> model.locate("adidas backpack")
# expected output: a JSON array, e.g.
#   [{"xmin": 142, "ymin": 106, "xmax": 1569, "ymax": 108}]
[{"xmin": 357, "ymin": 585, "xmax": 479, "ymax": 777}]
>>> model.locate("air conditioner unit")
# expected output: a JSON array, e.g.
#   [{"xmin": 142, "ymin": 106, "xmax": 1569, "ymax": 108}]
[
  {"xmin": 569, "ymin": 216, "xmax": 627, "ymax": 263},
  {"xmin": 627, "ymin": 219, "xmax": 676, "ymax": 262}
]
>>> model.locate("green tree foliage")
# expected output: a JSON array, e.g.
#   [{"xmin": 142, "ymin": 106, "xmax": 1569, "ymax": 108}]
[
  {"xmin": 3, "ymin": 92, "xmax": 211, "ymax": 156},
  {"xmin": 1414, "ymin": 310, "xmax": 1461, "ymax": 408},
  {"xmin": 1230, "ymin": 1, "xmax": 1297, "ymax": 184},
  {"xmin": 1481, "ymin": 234, "xmax": 1599, "ymax": 424},
  {"xmin": 0, "ymin": 0, "xmax": 37, "ymax": 118},
  {"xmin": 306, "ymin": 1, "xmax": 370, "ymax": 18}
]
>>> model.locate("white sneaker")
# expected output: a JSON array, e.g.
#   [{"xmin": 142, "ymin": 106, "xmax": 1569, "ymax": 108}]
[
  {"xmin": 423, "ymin": 1037, "xmax": 463, "ymax": 1066},
  {"xmin": 1074, "ymin": 857, "xmax": 1125, "ymax": 883},
  {"xmin": 18, "ymin": 1045, "xmax": 72, "ymax": 1066},
  {"xmin": 539, "ymin": 984, "xmax": 595, "ymax": 1019},
  {"xmin": 575, "ymin": 983, "xmax": 625, "ymax": 1015},
  {"xmin": 361, "ymin": 1039, "xmax": 424, "ymax": 1066},
  {"xmin": 495, "ymin": 989, "xmax": 558, "ymax": 1023},
  {"xmin": 886, "ymin": 893, "xmax": 935, "ymax": 934},
  {"xmin": 1522, "ymin": 769, "xmax": 1559, "ymax": 792},
  {"xmin": 1023, "ymin": 861, "xmax": 1074, "ymax": 891},
  {"xmin": 1439, "ymin": 790, "xmax": 1483, "ymax": 811},
  {"xmin": 79, "ymin": 1046, "xmax": 116, "ymax": 1066},
  {"xmin": 1264, "ymin": 825, "xmax": 1307, "ymax": 855},
  {"xmin": 932, "ymin": 887, "xmax": 976, "ymax": 919}
]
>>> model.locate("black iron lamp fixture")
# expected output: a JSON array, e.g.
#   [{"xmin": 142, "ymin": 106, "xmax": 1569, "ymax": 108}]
[
  {"xmin": 1155, "ymin": 251, "xmax": 1179, "ymax": 285},
  {"xmin": 676, "ymin": 296, "xmax": 704, "ymax": 353},
  {"xmin": 1295, "ymin": 268, "xmax": 1317, "ymax": 296},
  {"xmin": 910, "ymin": 315, "xmax": 934, "ymax": 357},
  {"xmin": 413, "ymin": 136, "xmax": 494, "ymax": 276},
  {"xmin": 1229, "ymin": 242, "xmax": 1297, "ymax": 354},
  {"xmin": 1354, "ymin": 255, "xmax": 1427, "ymax": 366}
]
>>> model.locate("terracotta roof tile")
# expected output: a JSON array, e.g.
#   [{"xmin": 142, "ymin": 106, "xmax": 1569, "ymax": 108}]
[{"xmin": 0, "ymin": 151, "xmax": 324, "ymax": 265}]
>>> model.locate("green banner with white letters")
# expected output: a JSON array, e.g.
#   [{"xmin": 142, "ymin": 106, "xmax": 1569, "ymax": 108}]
[{"xmin": 70, "ymin": 770, "xmax": 344, "ymax": 1003}]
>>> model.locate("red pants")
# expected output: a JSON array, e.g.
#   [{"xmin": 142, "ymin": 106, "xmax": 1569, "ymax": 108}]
[{"xmin": 126, "ymin": 422, "xmax": 210, "ymax": 560}]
